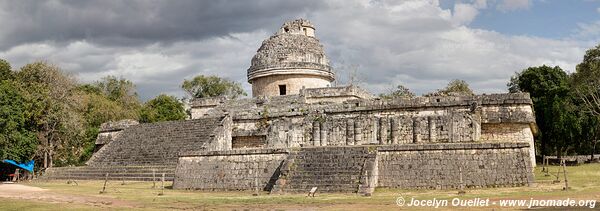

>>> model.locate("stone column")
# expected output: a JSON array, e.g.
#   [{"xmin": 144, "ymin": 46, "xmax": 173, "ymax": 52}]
[
  {"xmin": 346, "ymin": 119, "xmax": 354, "ymax": 145},
  {"xmin": 354, "ymin": 119, "xmax": 362, "ymax": 145},
  {"xmin": 320, "ymin": 122, "xmax": 327, "ymax": 146},
  {"xmin": 379, "ymin": 117, "xmax": 389, "ymax": 144},
  {"xmin": 391, "ymin": 117, "xmax": 399, "ymax": 145},
  {"xmin": 428, "ymin": 116, "xmax": 436, "ymax": 143},
  {"xmin": 313, "ymin": 121, "xmax": 320, "ymax": 146},
  {"xmin": 412, "ymin": 117, "xmax": 421, "ymax": 143}
]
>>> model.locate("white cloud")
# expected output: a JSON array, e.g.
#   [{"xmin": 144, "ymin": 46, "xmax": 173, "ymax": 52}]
[
  {"xmin": 473, "ymin": 0, "xmax": 488, "ymax": 9},
  {"xmin": 497, "ymin": 0, "xmax": 531, "ymax": 12},
  {"xmin": 0, "ymin": 0, "xmax": 593, "ymax": 98},
  {"xmin": 597, "ymin": 7, "xmax": 600, "ymax": 14},
  {"xmin": 574, "ymin": 21, "xmax": 600, "ymax": 41},
  {"xmin": 452, "ymin": 3, "xmax": 480, "ymax": 25}
]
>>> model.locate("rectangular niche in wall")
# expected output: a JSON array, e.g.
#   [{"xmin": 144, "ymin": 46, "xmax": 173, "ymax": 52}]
[
  {"xmin": 279, "ymin": 85, "xmax": 286, "ymax": 95},
  {"xmin": 232, "ymin": 135, "xmax": 266, "ymax": 149}
]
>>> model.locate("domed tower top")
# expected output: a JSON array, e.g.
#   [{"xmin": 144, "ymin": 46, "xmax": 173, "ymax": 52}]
[{"xmin": 247, "ymin": 19, "xmax": 335, "ymax": 97}]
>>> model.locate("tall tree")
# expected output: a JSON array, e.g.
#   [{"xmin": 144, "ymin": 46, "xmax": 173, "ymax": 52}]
[
  {"xmin": 508, "ymin": 65, "xmax": 573, "ymax": 157},
  {"xmin": 93, "ymin": 76, "xmax": 141, "ymax": 111},
  {"xmin": 182, "ymin": 75, "xmax": 246, "ymax": 99},
  {"xmin": 139, "ymin": 94, "xmax": 187, "ymax": 123},
  {"xmin": 16, "ymin": 61, "xmax": 85, "ymax": 168},
  {"xmin": 0, "ymin": 80, "xmax": 38, "ymax": 162},
  {"xmin": 379, "ymin": 84, "xmax": 415, "ymax": 99},
  {"xmin": 572, "ymin": 44, "xmax": 600, "ymax": 117}
]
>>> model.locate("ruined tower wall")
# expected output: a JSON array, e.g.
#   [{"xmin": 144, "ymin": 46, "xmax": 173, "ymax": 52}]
[{"xmin": 251, "ymin": 74, "xmax": 331, "ymax": 97}]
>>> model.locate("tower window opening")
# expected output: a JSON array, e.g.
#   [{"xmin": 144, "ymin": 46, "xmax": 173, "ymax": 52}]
[
  {"xmin": 279, "ymin": 85, "xmax": 287, "ymax": 95},
  {"xmin": 284, "ymin": 27, "xmax": 289, "ymax": 33},
  {"xmin": 303, "ymin": 28, "xmax": 307, "ymax": 36}
]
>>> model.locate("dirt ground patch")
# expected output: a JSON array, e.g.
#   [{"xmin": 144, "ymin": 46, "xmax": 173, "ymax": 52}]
[{"xmin": 0, "ymin": 183, "xmax": 137, "ymax": 209}]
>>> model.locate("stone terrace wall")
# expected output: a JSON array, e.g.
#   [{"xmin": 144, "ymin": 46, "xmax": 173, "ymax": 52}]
[
  {"xmin": 173, "ymin": 149, "xmax": 288, "ymax": 190},
  {"xmin": 173, "ymin": 143, "xmax": 533, "ymax": 192},
  {"xmin": 377, "ymin": 142, "xmax": 534, "ymax": 189},
  {"xmin": 87, "ymin": 116, "xmax": 231, "ymax": 167}
]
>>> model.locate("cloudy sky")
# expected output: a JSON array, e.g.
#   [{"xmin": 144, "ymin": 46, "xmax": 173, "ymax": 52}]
[{"xmin": 1, "ymin": 0, "xmax": 599, "ymax": 100}]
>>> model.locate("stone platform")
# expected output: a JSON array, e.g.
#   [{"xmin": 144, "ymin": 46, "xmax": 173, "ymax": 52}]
[{"xmin": 173, "ymin": 142, "xmax": 533, "ymax": 193}]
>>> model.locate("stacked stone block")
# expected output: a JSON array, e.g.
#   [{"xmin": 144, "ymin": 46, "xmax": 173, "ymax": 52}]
[
  {"xmin": 87, "ymin": 116, "xmax": 228, "ymax": 167},
  {"xmin": 271, "ymin": 146, "xmax": 377, "ymax": 193},
  {"xmin": 173, "ymin": 149, "xmax": 288, "ymax": 190},
  {"xmin": 377, "ymin": 142, "xmax": 534, "ymax": 189}
]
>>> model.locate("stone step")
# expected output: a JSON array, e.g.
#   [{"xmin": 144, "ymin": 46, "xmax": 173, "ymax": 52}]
[{"xmin": 272, "ymin": 146, "xmax": 376, "ymax": 193}]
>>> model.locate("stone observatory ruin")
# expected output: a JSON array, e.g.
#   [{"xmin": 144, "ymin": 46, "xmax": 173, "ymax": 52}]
[{"xmin": 44, "ymin": 19, "xmax": 537, "ymax": 195}]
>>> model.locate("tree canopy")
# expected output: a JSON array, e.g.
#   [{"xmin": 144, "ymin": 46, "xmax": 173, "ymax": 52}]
[
  {"xmin": 508, "ymin": 65, "xmax": 580, "ymax": 157},
  {"xmin": 0, "ymin": 59, "xmax": 11, "ymax": 81},
  {"xmin": 0, "ymin": 80, "xmax": 37, "ymax": 162},
  {"xmin": 182, "ymin": 75, "xmax": 246, "ymax": 99},
  {"xmin": 572, "ymin": 44, "xmax": 600, "ymax": 117},
  {"xmin": 139, "ymin": 94, "xmax": 187, "ymax": 123}
]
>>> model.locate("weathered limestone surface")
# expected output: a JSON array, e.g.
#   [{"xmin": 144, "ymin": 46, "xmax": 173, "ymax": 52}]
[
  {"xmin": 174, "ymin": 143, "xmax": 533, "ymax": 192},
  {"xmin": 250, "ymin": 74, "xmax": 331, "ymax": 97},
  {"xmin": 94, "ymin": 119, "xmax": 139, "ymax": 146},
  {"xmin": 271, "ymin": 146, "xmax": 377, "ymax": 193},
  {"xmin": 87, "ymin": 116, "xmax": 232, "ymax": 167},
  {"xmin": 377, "ymin": 143, "xmax": 534, "ymax": 189},
  {"xmin": 193, "ymin": 93, "xmax": 536, "ymax": 167},
  {"xmin": 248, "ymin": 19, "xmax": 334, "ymax": 97},
  {"xmin": 301, "ymin": 86, "xmax": 373, "ymax": 104},
  {"xmin": 173, "ymin": 149, "xmax": 288, "ymax": 190}
]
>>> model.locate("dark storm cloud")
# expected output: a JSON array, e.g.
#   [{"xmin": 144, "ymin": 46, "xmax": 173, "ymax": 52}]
[
  {"xmin": 0, "ymin": 0, "xmax": 327, "ymax": 50},
  {"xmin": 0, "ymin": 0, "xmax": 590, "ymax": 100}
]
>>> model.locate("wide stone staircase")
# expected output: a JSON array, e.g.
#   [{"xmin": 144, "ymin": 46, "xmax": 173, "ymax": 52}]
[
  {"xmin": 271, "ymin": 146, "xmax": 377, "ymax": 193},
  {"xmin": 43, "ymin": 116, "xmax": 227, "ymax": 181}
]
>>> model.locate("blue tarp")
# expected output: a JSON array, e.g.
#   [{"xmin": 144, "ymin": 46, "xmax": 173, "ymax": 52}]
[{"xmin": 2, "ymin": 160, "xmax": 34, "ymax": 173}]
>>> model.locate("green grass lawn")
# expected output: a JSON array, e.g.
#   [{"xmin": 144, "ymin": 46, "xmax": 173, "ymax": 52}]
[{"xmin": 3, "ymin": 163, "xmax": 599, "ymax": 210}]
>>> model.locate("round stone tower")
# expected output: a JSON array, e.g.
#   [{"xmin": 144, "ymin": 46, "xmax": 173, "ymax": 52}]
[{"xmin": 248, "ymin": 19, "xmax": 335, "ymax": 97}]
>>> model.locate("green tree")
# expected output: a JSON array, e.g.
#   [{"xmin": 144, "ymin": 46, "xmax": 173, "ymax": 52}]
[
  {"xmin": 0, "ymin": 80, "xmax": 38, "ymax": 162},
  {"xmin": 379, "ymin": 84, "xmax": 415, "ymax": 99},
  {"xmin": 16, "ymin": 61, "xmax": 86, "ymax": 168},
  {"xmin": 93, "ymin": 76, "xmax": 141, "ymax": 111},
  {"xmin": 508, "ymin": 65, "xmax": 574, "ymax": 157},
  {"xmin": 139, "ymin": 94, "xmax": 187, "ymax": 123},
  {"xmin": 425, "ymin": 79, "xmax": 474, "ymax": 96},
  {"xmin": 0, "ymin": 59, "xmax": 12, "ymax": 81},
  {"xmin": 572, "ymin": 44, "xmax": 600, "ymax": 117},
  {"xmin": 182, "ymin": 75, "xmax": 246, "ymax": 99}
]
